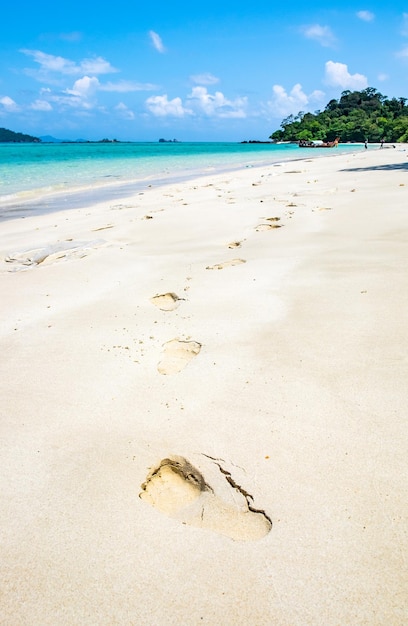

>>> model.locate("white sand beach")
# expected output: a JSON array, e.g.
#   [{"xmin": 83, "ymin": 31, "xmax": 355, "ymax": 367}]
[{"xmin": 1, "ymin": 146, "xmax": 407, "ymax": 624}]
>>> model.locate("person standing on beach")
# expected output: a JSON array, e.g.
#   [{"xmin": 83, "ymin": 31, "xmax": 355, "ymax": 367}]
[
  {"xmin": 364, "ymin": 139, "xmax": 368, "ymax": 149},
  {"xmin": 380, "ymin": 137, "xmax": 384, "ymax": 148}
]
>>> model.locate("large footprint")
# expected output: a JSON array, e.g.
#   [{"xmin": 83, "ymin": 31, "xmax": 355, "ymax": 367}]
[
  {"xmin": 150, "ymin": 292, "xmax": 183, "ymax": 311},
  {"xmin": 255, "ymin": 223, "xmax": 282, "ymax": 231},
  {"xmin": 139, "ymin": 456, "xmax": 272, "ymax": 542},
  {"xmin": 157, "ymin": 339, "xmax": 201, "ymax": 375}
]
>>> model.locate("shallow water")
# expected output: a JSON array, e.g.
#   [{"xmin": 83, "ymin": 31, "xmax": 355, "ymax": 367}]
[{"xmin": 0, "ymin": 141, "xmax": 362, "ymax": 217}]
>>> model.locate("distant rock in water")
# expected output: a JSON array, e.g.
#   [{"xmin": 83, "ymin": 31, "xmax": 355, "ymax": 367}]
[
  {"xmin": 241, "ymin": 140, "xmax": 273, "ymax": 144},
  {"xmin": 159, "ymin": 138, "xmax": 181, "ymax": 143}
]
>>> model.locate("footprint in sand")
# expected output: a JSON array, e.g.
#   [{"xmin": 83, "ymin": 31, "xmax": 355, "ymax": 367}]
[
  {"xmin": 255, "ymin": 223, "xmax": 282, "ymax": 231},
  {"xmin": 206, "ymin": 258, "xmax": 246, "ymax": 270},
  {"xmin": 139, "ymin": 455, "xmax": 272, "ymax": 542},
  {"xmin": 157, "ymin": 339, "xmax": 201, "ymax": 375},
  {"xmin": 150, "ymin": 292, "xmax": 183, "ymax": 311},
  {"xmin": 227, "ymin": 240, "xmax": 244, "ymax": 249}
]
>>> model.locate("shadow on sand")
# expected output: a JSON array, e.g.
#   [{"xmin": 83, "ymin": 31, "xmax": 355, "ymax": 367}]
[{"xmin": 341, "ymin": 161, "xmax": 408, "ymax": 173}]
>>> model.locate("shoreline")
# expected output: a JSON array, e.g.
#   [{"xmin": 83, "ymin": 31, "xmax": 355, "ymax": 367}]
[
  {"xmin": 1, "ymin": 146, "xmax": 407, "ymax": 624},
  {"xmin": 0, "ymin": 142, "xmax": 365, "ymax": 218}
]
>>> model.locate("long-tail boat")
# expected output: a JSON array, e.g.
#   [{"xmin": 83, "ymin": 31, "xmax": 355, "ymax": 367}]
[{"xmin": 299, "ymin": 137, "xmax": 340, "ymax": 148}]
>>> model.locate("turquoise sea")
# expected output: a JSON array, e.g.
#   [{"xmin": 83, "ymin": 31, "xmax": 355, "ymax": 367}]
[{"xmin": 0, "ymin": 141, "xmax": 363, "ymax": 217}]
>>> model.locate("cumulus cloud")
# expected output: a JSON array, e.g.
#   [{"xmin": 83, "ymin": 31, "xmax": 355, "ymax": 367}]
[
  {"xmin": 145, "ymin": 94, "xmax": 191, "ymax": 117},
  {"xmin": 267, "ymin": 84, "xmax": 325, "ymax": 117},
  {"xmin": 190, "ymin": 73, "xmax": 220, "ymax": 85},
  {"xmin": 324, "ymin": 61, "xmax": 368, "ymax": 89},
  {"xmin": 186, "ymin": 87, "xmax": 247, "ymax": 118},
  {"xmin": 14, "ymin": 71, "xmax": 157, "ymax": 118},
  {"xmin": 401, "ymin": 13, "xmax": 408, "ymax": 36},
  {"xmin": 68, "ymin": 76, "xmax": 100, "ymax": 97},
  {"xmin": 115, "ymin": 102, "xmax": 135, "ymax": 120},
  {"xmin": 145, "ymin": 87, "xmax": 247, "ymax": 119},
  {"xmin": 356, "ymin": 11, "xmax": 375, "ymax": 22},
  {"xmin": 300, "ymin": 24, "xmax": 336, "ymax": 47},
  {"xmin": 48, "ymin": 92, "xmax": 92, "ymax": 109},
  {"xmin": 65, "ymin": 76, "xmax": 158, "ymax": 97},
  {"xmin": 100, "ymin": 80, "xmax": 158, "ymax": 92},
  {"xmin": 20, "ymin": 49, "xmax": 118, "ymax": 77},
  {"xmin": 0, "ymin": 96, "xmax": 20, "ymax": 112},
  {"xmin": 38, "ymin": 78, "xmax": 99, "ymax": 110},
  {"xmin": 80, "ymin": 57, "xmax": 116, "ymax": 75},
  {"xmin": 30, "ymin": 99, "xmax": 53, "ymax": 111},
  {"xmin": 24, "ymin": 72, "xmax": 156, "ymax": 114},
  {"xmin": 396, "ymin": 45, "xmax": 408, "ymax": 58},
  {"xmin": 149, "ymin": 31, "xmax": 166, "ymax": 53}
]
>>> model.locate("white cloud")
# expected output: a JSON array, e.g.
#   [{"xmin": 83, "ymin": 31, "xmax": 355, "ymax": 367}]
[
  {"xmin": 324, "ymin": 61, "xmax": 368, "ymax": 89},
  {"xmin": 30, "ymin": 99, "xmax": 53, "ymax": 111},
  {"xmin": 69, "ymin": 76, "xmax": 100, "ymax": 97},
  {"xmin": 65, "ymin": 77, "xmax": 157, "ymax": 97},
  {"xmin": 356, "ymin": 11, "xmax": 375, "ymax": 22},
  {"xmin": 31, "ymin": 74, "xmax": 155, "ymax": 113},
  {"xmin": 42, "ymin": 81, "xmax": 97, "ymax": 110},
  {"xmin": 396, "ymin": 45, "xmax": 408, "ymax": 58},
  {"xmin": 377, "ymin": 73, "xmax": 389, "ymax": 82},
  {"xmin": 301, "ymin": 24, "xmax": 336, "ymax": 47},
  {"xmin": 20, "ymin": 49, "xmax": 118, "ymax": 77},
  {"xmin": 80, "ymin": 57, "xmax": 116, "ymax": 75},
  {"xmin": 12, "ymin": 70, "xmax": 157, "ymax": 118},
  {"xmin": 267, "ymin": 84, "xmax": 325, "ymax": 117},
  {"xmin": 145, "ymin": 87, "xmax": 247, "ymax": 119},
  {"xmin": 115, "ymin": 102, "xmax": 135, "ymax": 120},
  {"xmin": 401, "ymin": 13, "xmax": 408, "ymax": 36},
  {"xmin": 100, "ymin": 80, "xmax": 158, "ymax": 92},
  {"xmin": 186, "ymin": 86, "xmax": 247, "ymax": 118},
  {"xmin": 59, "ymin": 31, "xmax": 82, "ymax": 42},
  {"xmin": 149, "ymin": 31, "xmax": 166, "ymax": 53},
  {"xmin": 0, "ymin": 96, "xmax": 20, "ymax": 112},
  {"xmin": 21, "ymin": 49, "xmax": 76, "ymax": 74},
  {"xmin": 145, "ymin": 94, "xmax": 191, "ymax": 117},
  {"xmin": 50, "ymin": 92, "xmax": 91, "ymax": 109},
  {"xmin": 190, "ymin": 73, "xmax": 220, "ymax": 85}
]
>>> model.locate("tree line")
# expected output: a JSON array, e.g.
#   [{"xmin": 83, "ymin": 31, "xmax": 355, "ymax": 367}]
[
  {"xmin": 0, "ymin": 127, "xmax": 40, "ymax": 142},
  {"xmin": 270, "ymin": 88, "xmax": 408, "ymax": 143}
]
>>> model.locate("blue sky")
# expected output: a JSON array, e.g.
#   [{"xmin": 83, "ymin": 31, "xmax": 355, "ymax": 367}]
[{"xmin": 2, "ymin": 1, "xmax": 408, "ymax": 141}]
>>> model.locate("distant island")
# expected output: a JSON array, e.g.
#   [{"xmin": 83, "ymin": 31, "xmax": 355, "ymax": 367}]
[
  {"xmin": 159, "ymin": 138, "xmax": 180, "ymax": 143},
  {"xmin": 42, "ymin": 136, "xmax": 121, "ymax": 143},
  {"xmin": 0, "ymin": 127, "xmax": 40, "ymax": 143},
  {"xmin": 269, "ymin": 87, "xmax": 408, "ymax": 143},
  {"xmin": 0, "ymin": 128, "xmax": 126, "ymax": 143}
]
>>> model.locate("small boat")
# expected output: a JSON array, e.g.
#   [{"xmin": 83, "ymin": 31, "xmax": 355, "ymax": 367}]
[{"xmin": 298, "ymin": 137, "xmax": 340, "ymax": 148}]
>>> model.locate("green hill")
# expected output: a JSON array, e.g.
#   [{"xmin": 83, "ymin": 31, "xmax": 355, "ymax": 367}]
[
  {"xmin": 270, "ymin": 88, "xmax": 408, "ymax": 143},
  {"xmin": 0, "ymin": 127, "xmax": 40, "ymax": 143}
]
